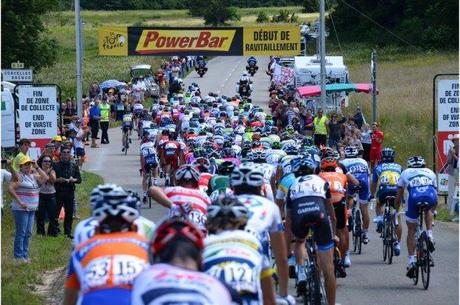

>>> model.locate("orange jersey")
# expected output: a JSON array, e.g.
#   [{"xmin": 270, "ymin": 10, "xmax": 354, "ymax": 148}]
[
  {"xmin": 65, "ymin": 231, "xmax": 149, "ymax": 294},
  {"xmin": 320, "ymin": 172, "xmax": 347, "ymax": 204}
]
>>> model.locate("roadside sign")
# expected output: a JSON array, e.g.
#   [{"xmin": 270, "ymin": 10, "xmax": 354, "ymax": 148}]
[
  {"xmin": 2, "ymin": 69, "xmax": 33, "ymax": 82},
  {"xmin": 18, "ymin": 86, "xmax": 57, "ymax": 139},
  {"xmin": 433, "ymin": 75, "xmax": 459, "ymax": 193},
  {"xmin": 11, "ymin": 61, "xmax": 25, "ymax": 69},
  {"xmin": 1, "ymin": 88, "xmax": 16, "ymax": 147}
]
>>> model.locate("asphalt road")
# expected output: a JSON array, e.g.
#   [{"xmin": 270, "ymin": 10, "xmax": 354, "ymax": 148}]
[{"xmin": 84, "ymin": 56, "xmax": 459, "ymax": 305}]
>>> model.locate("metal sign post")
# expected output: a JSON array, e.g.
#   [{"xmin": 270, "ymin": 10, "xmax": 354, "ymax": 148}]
[
  {"xmin": 75, "ymin": 0, "xmax": 83, "ymax": 118},
  {"xmin": 371, "ymin": 50, "xmax": 377, "ymax": 122},
  {"xmin": 319, "ymin": 0, "xmax": 326, "ymax": 109}
]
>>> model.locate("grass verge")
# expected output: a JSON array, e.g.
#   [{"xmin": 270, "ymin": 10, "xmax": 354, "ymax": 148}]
[{"xmin": 1, "ymin": 171, "xmax": 104, "ymax": 305}]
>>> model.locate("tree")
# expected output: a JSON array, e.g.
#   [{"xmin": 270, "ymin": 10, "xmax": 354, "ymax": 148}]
[
  {"xmin": 2, "ymin": 0, "xmax": 59, "ymax": 72},
  {"xmin": 256, "ymin": 11, "xmax": 270, "ymax": 23},
  {"xmin": 188, "ymin": 0, "xmax": 240, "ymax": 26},
  {"xmin": 303, "ymin": 0, "xmax": 319, "ymax": 13}
]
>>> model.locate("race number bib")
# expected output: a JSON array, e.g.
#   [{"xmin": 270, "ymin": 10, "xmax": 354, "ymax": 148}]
[{"xmin": 207, "ymin": 262, "xmax": 257, "ymax": 294}]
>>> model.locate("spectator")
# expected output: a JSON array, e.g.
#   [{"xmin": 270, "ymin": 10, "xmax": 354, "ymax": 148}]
[
  {"xmin": 361, "ymin": 123, "xmax": 372, "ymax": 162},
  {"xmin": 88, "ymin": 82, "xmax": 100, "ymax": 100},
  {"xmin": 8, "ymin": 156, "xmax": 48, "ymax": 262},
  {"xmin": 114, "ymin": 97, "xmax": 125, "ymax": 121},
  {"xmin": 1, "ymin": 159, "xmax": 17, "ymax": 212},
  {"xmin": 370, "ymin": 122, "xmax": 384, "ymax": 169},
  {"xmin": 41, "ymin": 142, "xmax": 56, "ymax": 160},
  {"xmin": 69, "ymin": 124, "xmax": 86, "ymax": 168},
  {"xmin": 51, "ymin": 136, "xmax": 64, "ymax": 160},
  {"xmin": 313, "ymin": 108, "xmax": 329, "ymax": 147},
  {"xmin": 53, "ymin": 147, "xmax": 81, "ymax": 238},
  {"xmin": 99, "ymin": 99, "xmax": 111, "ymax": 144},
  {"xmin": 447, "ymin": 134, "xmax": 459, "ymax": 217},
  {"xmin": 36, "ymin": 155, "xmax": 58, "ymax": 236},
  {"xmin": 302, "ymin": 108, "xmax": 315, "ymax": 136},
  {"xmin": 328, "ymin": 113, "xmax": 346, "ymax": 149},
  {"xmin": 12, "ymin": 138, "xmax": 31, "ymax": 172},
  {"xmin": 353, "ymin": 107, "xmax": 365, "ymax": 129},
  {"xmin": 63, "ymin": 98, "xmax": 76, "ymax": 125},
  {"xmin": 82, "ymin": 99, "xmax": 90, "ymax": 143},
  {"xmin": 89, "ymin": 100, "xmax": 101, "ymax": 148}
]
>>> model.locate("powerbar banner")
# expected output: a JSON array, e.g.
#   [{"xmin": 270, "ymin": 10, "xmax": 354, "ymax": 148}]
[{"xmin": 98, "ymin": 26, "xmax": 299, "ymax": 56}]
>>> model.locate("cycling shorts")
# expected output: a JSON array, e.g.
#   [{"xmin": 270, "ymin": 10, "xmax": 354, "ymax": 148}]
[
  {"xmin": 333, "ymin": 198, "xmax": 347, "ymax": 230},
  {"xmin": 80, "ymin": 288, "xmax": 131, "ymax": 305},
  {"xmin": 347, "ymin": 173, "xmax": 370, "ymax": 203},
  {"xmin": 144, "ymin": 155, "xmax": 158, "ymax": 172},
  {"xmin": 133, "ymin": 109, "xmax": 143, "ymax": 117},
  {"xmin": 405, "ymin": 187, "xmax": 437, "ymax": 222},
  {"xmin": 163, "ymin": 155, "xmax": 179, "ymax": 170},
  {"xmin": 75, "ymin": 147, "xmax": 85, "ymax": 157},
  {"xmin": 377, "ymin": 187, "xmax": 398, "ymax": 206},
  {"xmin": 289, "ymin": 196, "xmax": 334, "ymax": 251},
  {"xmin": 122, "ymin": 123, "xmax": 132, "ymax": 132}
]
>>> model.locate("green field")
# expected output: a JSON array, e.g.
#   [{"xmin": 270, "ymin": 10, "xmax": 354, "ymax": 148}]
[{"xmin": 37, "ymin": 8, "xmax": 459, "ymax": 166}]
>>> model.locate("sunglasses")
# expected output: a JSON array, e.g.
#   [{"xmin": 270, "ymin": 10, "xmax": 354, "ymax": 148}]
[
  {"xmin": 61, "ymin": 150, "xmax": 71, "ymax": 154},
  {"xmin": 43, "ymin": 160, "xmax": 52, "ymax": 163}
]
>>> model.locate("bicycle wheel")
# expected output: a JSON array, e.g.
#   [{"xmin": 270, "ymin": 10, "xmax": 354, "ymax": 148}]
[
  {"xmin": 305, "ymin": 264, "xmax": 321, "ymax": 305},
  {"xmin": 413, "ymin": 245, "xmax": 420, "ymax": 286},
  {"xmin": 147, "ymin": 173, "xmax": 153, "ymax": 209},
  {"xmin": 382, "ymin": 218, "xmax": 388, "ymax": 262},
  {"xmin": 420, "ymin": 233, "xmax": 431, "ymax": 289},
  {"xmin": 124, "ymin": 133, "xmax": 128, "ymax": 155},
  {"xmin": 355, "ymin": 209, "xmax": 362, "ymax": 254},
  {"xmin": 387, "ymin": 221, "xmax": 394, "ymax": 264}
]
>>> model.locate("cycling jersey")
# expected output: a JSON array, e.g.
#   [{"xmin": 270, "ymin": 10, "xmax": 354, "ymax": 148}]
[
  {"xmin": 163, "ymin": 186, "xmax": 211, "ymax": 232},
  {"xmin": 340, "ymin": 157, "xmax": 370, "ymax": 202},
  {"xmin": 208, "ymin": 175, "xmax": 230, "ymax": 193},
  {"xmin": 372, "ymin": 162, "xmax": 402, "ymax": 202},
  {"xmin": 319, "ymin": 172, "xmax": 347, "ymax": 204},
  {"xmin": 203, "ymin": 230, "xmax": 272, "ymax": 304},
  {"xmin": 198, "ymin": 172, "xmax": 213, "ymax": 193},
  {"xmin": 73, "ymin": 216, "xmax": 155, "ymax": 248},
  {"xmin": 122, "ymin": 114, "xmax": 133, "ymax": 130},
  {"xmin": 140, "ymin": 142, "xmax": 159, "ymax": 170},
  {"xmin": 287, "ymin": 175, "xmax": 334, "ymax": 250},
  {"xmin": 131, "ymin": 263, "xmax": 234, "ymax": 305},
  {"xmin": 279, "ymin": 155, "xmax": 297, "ymax": 175},
  {"xmin": 236, "ymin": 194, "xmax": 283, "ymax": 257},
  {"xmin": 65, "ymin": 232, "xmax": 149, "ymax": 305},
  {"xmin": 398, "ymin": 168, "xmax": 437, "ymax": 222},
  {"xmin": 275, "ymin": 173, "xmax": 296, "ymax": 203}
]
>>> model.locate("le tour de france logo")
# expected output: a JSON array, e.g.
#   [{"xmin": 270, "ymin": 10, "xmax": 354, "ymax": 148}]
[{"xmin": 102, "ymin": 31, "xmax": 126, "ymax": 50}]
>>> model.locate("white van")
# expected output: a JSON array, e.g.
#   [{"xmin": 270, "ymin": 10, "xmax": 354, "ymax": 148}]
[{"xmin": 1, "ymin": 87, "xmax": 16, "ymax": 148}]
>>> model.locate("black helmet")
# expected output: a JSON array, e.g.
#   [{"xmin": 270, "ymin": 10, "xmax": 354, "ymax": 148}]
[{"xmin": 381, "ymin": 147, "xmax": 395, "ymax": 163}]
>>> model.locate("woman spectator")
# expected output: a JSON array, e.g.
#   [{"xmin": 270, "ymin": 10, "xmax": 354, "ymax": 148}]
[
  {"xmin": 36, "ymin": 156, "xmax": 58, "ymax": 236},
  {"xmin": 63, "ymin": 99, "xmax": 76, "ymax": 126},
  {"xmin": 370, "ymin": 122, "xmax": 384, "ymax": 169},
  {"xmin": 8, "ymin": 156, "xmax": 48, "ymax": 262},
  {"xmin": 302, "ymin": 108, "xmax": 314, "ymax": 136},
  {"xmin": 360, "ymin": 123, "xmax": 372, "ymax": 162}
]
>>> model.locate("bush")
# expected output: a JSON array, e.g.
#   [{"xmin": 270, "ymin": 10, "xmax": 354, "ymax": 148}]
[
  {"xmin": 271, "ymin": 9, "xmax": 290, "ymax": 23},
  {"xmin": 256, "ymin": 11, "xmax": 269, "ymax": 23}
]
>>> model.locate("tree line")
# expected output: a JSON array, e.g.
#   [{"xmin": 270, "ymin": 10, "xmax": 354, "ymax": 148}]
[{"xmin": 2, "ymin": 0, "xmax": 457, "ymax": 72}]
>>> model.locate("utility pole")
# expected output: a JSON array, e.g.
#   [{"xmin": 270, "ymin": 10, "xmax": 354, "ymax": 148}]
[
  {"xmin": 371, "ymin": 50, "xmax": 377, "ymax": 122},
  {"xmin": 319, "ymin": 0, "xmax": 326, "ymax": 109},
  {"xmin": 75, "ymin": 0, "xmax": 83, "ymax": 118}
]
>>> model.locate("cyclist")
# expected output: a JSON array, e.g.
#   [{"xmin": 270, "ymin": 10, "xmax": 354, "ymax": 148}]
[
  {"xmin": 148, "ymin": 164, "xmax": 210, "ymax": 233},
  {"xmin": 132, "ymin": 100, "xmax": 144, "ymax": 133},
  {"xmin": 131, "ymin": 219, "xmax": 237, "ymax": 305},
  {"xmin": 121, "ymin": 112, "xmax": 133, "ymax": 152},
  {"xmin": 319, "ymin": 156, "xmax": 359, "ymax": 270},
  {"xmin": 159, "ymin": 131, "xmax": 184, "ymax": 186},
  {"xmin": 140, "ymin": 135, "xmax": 160, "ymax": 203},
  {"xmin": 72, "ymin": 185, "xmax": 155, "ymax": 248},
  {"xmin": 63, "ymin": 185, "xmax": 149, "ymax": 305},
  {"xmin": 231, "ymin": 163, "xmax": 294, "ymax": 305},
  {"xmin": 204, "ymin": 196, "xmax": 276, "ymax": 305},
  {"xmin": 340, "ymin": 145, "xmax": 371, "ymax": 244},
  {"xmin": 395, "ymin": 156, "xmax": 437, "ymax": 279},
  {"xmin": 371, "ymin": 147, "xmax": 403, "ymax": 256},
  {"xmin": 286, "ymin": 157, "xmax": 337, "ymax": 305},
  {"xmin": 192, "ymin": 157, "xmax": 213, "ymax": 193},
  {"xmin": 207, "ymin": 161, "xmax": 235, "ymax": 199}
]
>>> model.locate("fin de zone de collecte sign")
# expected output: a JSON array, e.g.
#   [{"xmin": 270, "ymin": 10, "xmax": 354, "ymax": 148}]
[{"xmin": 98, "ymin": 26, "xmax": 300, "ymax": 57}]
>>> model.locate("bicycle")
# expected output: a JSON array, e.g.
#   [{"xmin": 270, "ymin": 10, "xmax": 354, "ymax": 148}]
[
  {"xmin": 381, "ymin": 196, "xmax": 397, "ymax": 264},
  {"xmin": 122, "ymin": 128, "xmax": 129, "ymax": 155},
  {"xmin": 350, "ymin": 196, "xmax": 363, "ymax": 255},
  {"xmin": 297, "ymin": 237, "xmax": 327, "ymax": 305},
  {"xmin": 412, "ymin": 203, "xmax": 435, "ymax": 290}
]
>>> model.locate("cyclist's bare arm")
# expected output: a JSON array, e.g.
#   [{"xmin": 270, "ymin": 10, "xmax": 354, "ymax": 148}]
[
  {"xmin": 346, "ymin": 173, "xmax": 360, "ymax": 187},
  {"xmin": 269, "ymin": 231, "xmax": 288, "ymax": 296},
  {"xmin": 148, "ymin": 185, "xmax": 173, "ymax": 208}
]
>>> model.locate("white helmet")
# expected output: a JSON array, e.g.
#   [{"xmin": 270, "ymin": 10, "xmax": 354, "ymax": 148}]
[{"xmin": 230, "ymin": 162, "xmax": 265, "ymax": 187}]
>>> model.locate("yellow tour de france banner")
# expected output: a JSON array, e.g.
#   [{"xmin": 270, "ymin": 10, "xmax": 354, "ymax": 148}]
[
  {"xmin": 98, "ymin": 26, "xmax": 299, "ymax": 56},
  {"xmin": 242, "ymin": 26, "xmax": 300, "ymax": 56}
]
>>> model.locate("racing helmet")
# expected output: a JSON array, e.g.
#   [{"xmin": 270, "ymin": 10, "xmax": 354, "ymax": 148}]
[
  {"xmin": 344, "ymin": 146, "xmax": 359, "ymax": 158},
  {"xmin": 230, "ymin": 162, "xmax": 265, "ymax": 188},
  {"xmin": 192, "ymin": 157, "xmax": 211, "ymax": 173},
  {"xmin": 207, "ymin": 196, "xmax": 249, "ymax": 234},
  {"xmin": 291, "ymin": 156, "xmax": 317, "ymax": 177},
  {"xmin": 381, "ymin": 147, "xmax": 395, "ymax": 163},
  {"xmin": 92, "ymin": 185, "xmax": 139, "ymax": 233},
  {"xmin": 407, "ymin": 156, "xmax": 426, "ymax": 168},
  {"xmin": 218, "ymin": 161, "xmax": 236, "ymax": 175},
  {"xmin": 175, "ymin": 164, "xmax": 201, "ymax": 183},
  {"xmin": 320, "ymin": 157, "xmax": 338, "ymax": 172}
]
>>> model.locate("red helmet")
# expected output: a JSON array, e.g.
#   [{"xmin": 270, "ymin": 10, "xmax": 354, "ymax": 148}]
[
  {"xmin": 151, "ymin": 219, "xmax": 204, "ymax": 255},
  {"xmin": 320, "ymin": 157, "xmax": 338, "ymax": 171}
]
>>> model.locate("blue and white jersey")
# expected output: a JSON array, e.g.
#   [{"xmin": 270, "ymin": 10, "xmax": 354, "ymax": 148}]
[
  {"xmin": 340, "ymin": 157, "xmax": 369, "ymax": 175},
  {"xmin": 398, "ymin": 167, "xmax": 437, "ymax": 193},
  {"xmin": 140, "ymin": 142, "xmax": 157, "ymax": 163}
]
